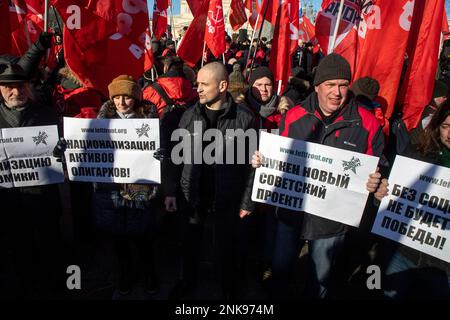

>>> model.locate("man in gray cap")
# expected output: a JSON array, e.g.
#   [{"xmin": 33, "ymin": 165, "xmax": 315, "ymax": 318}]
[{"xmin": 251, "ymin": 53, "xmax": 387, "ymax": 299}]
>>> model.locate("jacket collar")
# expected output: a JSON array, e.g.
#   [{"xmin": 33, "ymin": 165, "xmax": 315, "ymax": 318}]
[
  {"xmin": 303, "ymin": 91, "xmax": 361, "ymax": 122},
  {"xmin": 194, "ymin": 93, "xmax": 236, "ymax": 119}
]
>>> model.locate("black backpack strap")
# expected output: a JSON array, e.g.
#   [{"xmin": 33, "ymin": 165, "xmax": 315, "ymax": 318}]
[{"xmin": 151, "ymin": 82, "xmax": 175, "ymax": 106}]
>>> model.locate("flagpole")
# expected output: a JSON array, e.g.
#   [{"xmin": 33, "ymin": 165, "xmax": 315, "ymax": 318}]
[
  {"xmin": 148, "ymin": 3, "xmax": 157, "ymax": 81},
  {"xmin": 52, "ymin": 6, "xmax": 62, "ymax": 33},
  {"xmin": 44, "ymin": 0, "xmax": 49, "ymax": 31},
  {"xmin": 329, "ymin": 0, "xmax": 345, "ymax": 54},
  {"xmin": 249, "ymin": 1, "xmax": 270, "ymax": 73},
  {"xmin": 44, "ymin": 0, "xmax": 50, "ymax": 65},
  {"xmin": 169, "ymin": 0, "xmax": 175, "ymax": 39},
  {"xmin": 245, "ymin": 14, "xmax": 260, "ymax": 75},
  {"xmin": 202, "ymin": 41, "xmax": 207, "ymax": 67},
  {"xmin": 277, "ymin": 80, "xmax": 282, "ymax": 95}
]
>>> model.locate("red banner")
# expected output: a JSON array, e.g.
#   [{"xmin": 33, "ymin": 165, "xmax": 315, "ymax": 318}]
[
  {"xmin": 299, "ymin": 14, "xmax": 317, "ymax": 44},
  {"xmin": 0, "ymin": 0, "xmax": 12, "ymax": 54},
  {"xmin": 353, "ymin": 0, "xmax": 413, "ymax": 129},
  {"xmin": 152, "ymin": 0, "xmax": 168, "ymax": 40},
  {"xmin": 204, "ymin": 0, "xmax": 225, "ymax": 58},
  {"xmin": 8, "ymin": 0, "xmax": 45, "ymax": 56},
  {"xmin": 245, "ymin": 0, "xmax": 260, "ymax": 29},
  {"xmin": 187, "ymin": 0, "xmax": 203, "ymax": 16},
  {"xmin": 398, "ymin": 0, "xmax": 446, "ymax": 131},
  {"xmin": 269, "ymin": 0, "xmax": 299, "ymax": 94},
  {"xmin": 229, "ymin": 0, "xmax": 247, "ymax": 31},
  {"xmin": 54, "ymin": 0, "xmax": 152, "ymax": 96},
  {"xmin": 315, "ymin": 0, "xmax": 361, "ymax": 73},
  {"xmin": 177, "ymin": 0, "xmax": 209, "ymax": 67}
]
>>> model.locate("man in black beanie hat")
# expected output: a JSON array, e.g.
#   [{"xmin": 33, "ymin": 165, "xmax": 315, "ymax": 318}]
[
  {"xmin": 251, "ymin": 53, "xmax": 387, "ymax": 299},
  {"xmin": 235, "ymin": 66, "xmax": 292, "ymax": 130}
]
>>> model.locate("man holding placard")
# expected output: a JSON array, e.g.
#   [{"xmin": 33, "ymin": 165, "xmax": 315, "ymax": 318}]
[
  {"xmin": 0, "ymin": 63, "xmax": 63, "ymax": 297},
  {"xmin": 252, "ymin": 53, "xmax": 387, "ymax": 299}
]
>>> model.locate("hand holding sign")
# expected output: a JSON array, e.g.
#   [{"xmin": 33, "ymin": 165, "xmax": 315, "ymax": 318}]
[{"xmin": 366, "ymin": 167, "xmax": 382, "ymax": 193}]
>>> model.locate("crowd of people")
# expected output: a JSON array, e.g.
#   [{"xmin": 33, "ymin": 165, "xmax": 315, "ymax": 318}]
[{"xmin": 0, "ymin": 30, "xmax": 449, "ymax": 300}]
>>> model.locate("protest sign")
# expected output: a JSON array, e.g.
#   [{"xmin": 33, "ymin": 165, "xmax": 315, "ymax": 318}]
[
  {"xmin": 64, "ymin": 118, "xmax": 160, "ymax": 184},
  {"xmin": 0, "ymin": 125, "xmax": 64, "ymax": 188},
  {"xmin": 372, "ymin": 156, "xmax": 450, "ymax": 263},
  {"xmin": 251, "ymin": 131, "xmax": 379, "ymax": 227}
]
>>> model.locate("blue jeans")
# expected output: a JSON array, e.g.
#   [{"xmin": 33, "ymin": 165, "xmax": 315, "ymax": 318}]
[
  {"xmin": 383, "ymin": 251, "xmax": 450, "ymax": 299},
  {"xmin": 270, "ymin": 219, "xmax": 345, "ymax": 299}
]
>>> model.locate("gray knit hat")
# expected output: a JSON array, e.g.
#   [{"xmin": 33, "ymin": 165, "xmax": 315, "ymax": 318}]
[{"xmin": 313, "ymin": 53, "xmax": 351, "ymax": 86}]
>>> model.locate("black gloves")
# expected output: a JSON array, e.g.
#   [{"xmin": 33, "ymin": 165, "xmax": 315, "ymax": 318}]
[
  {"xmin": 36, "ymin": 31, "xmax": 53, "ymax": 51},
  {"xmin": 153, "ymin": 148, "xmax": 167, "ymax": 161},
  {"xmin": 53, "ymin": 137, "xmax": 67, "ymax": 162}
]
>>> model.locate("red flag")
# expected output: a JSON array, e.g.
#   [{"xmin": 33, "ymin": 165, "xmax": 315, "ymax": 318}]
[
  {"xmin": 315, "ymin": 0, "xmax": 362, "ymax": 73},
  {"xmin": 0, "ymin": 0, "xmax": 12, "ymax": 54},
  {"xmin": 399, "ymin": 0, "xmax": 445, "ymax": 131},
  {"xmin": 9, "ymin": 0, "xmax": 45, "ymax": 56},
  {"xmin": 353, "ymin": 0, "xmax": 413, "ymax": 129},
  {"xmin": 204, "ymin": 0, "xmax": 226, "ymax": 58},
  {"xmin": 152, "ymin": 0, "xmax": 169, "ymax": 40},
  {"xmin": 229, "ymin": 0, "xmax": 247, "ymax": 31},
  {"xmin": 269, "ymin": 0, "xmax": 299, "ymax": 94},
  {"xmin": 177, "ymin": 0, "xmax": 209, "ymax": 67},
  {"xmin": 187, "ymin": 0, "xmax": 203, "ymax": 16},
  {"xmin": 53, "ymin": 0, "xmax": 153, "ymax": 96},
  {"xmin": 259, "ymin": 0, "xmax": 280, "ymax": 25},
  {"xmin": 442, "ymin": 9, "xmax": 449, "ymax": 34},
  {"xmin": 299, "ymin": 14, "xmax": 317, "ymax": 44},
  {"xmin": 245, "ymin": 0, "xmax": 260, "ymax": 29}
]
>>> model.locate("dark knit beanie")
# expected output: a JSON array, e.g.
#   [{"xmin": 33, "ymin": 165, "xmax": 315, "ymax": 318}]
[
  {"xmin": 229, "ymin": 64, "xmax": 245, "ymax": 85},
  {"xmin": 433, "ymin": 80, "xmax": 448, "ymax": 98},
  {"xmin": 313, "ymin": 53, "xmax": 351, "ymax": 86},
  {"xmin": 351, "ymin": 77, "xmax": 380, "ymax": 100},
  {"xmin": 107, "ymin": 75, "xmax": 141, "ymax": 101},
  {"xmin": 249, "ymin": 66, "xmax": 274, "ymax": 87}
]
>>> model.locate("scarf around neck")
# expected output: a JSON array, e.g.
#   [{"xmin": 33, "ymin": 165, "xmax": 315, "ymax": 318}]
[
  {"xmin": 247, "ymin": 90, "xmax": 278, "ymax": 118},
  {"xmin": 0, "ymin": 102, "xmax": 30, "ymax": 127}
]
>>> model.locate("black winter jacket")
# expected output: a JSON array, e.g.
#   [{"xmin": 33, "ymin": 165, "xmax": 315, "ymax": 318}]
[
  {"xmin": 277, "ymin": 92, "xmax": 386, "ymax": 239},
  {"xmin": 164, "ymin": 94, "xmax": 257, "ymax": 212}
]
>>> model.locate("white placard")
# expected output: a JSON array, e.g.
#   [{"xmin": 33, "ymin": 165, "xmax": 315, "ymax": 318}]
[
  {"xmin": 64, "ymin": 117, "xmax": 161, "ymax": 184},
  {"xmin": 0, "ymin": 125, "xmax": 64, "ymax": 188},
  {"xmin": 251, "ymin": 131, "xmax": 380, "ymax": 227},
  {"xmin": 372, "ymin": 155, "xmax": 450, "ymax": 263}
]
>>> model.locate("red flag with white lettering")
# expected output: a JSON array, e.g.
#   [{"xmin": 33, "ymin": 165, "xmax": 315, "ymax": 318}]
[
  {"xmin": 398, "ymin": 0, "xmax": 445, "ymax": 131},
  {"xmin": 53, "ymin": 0, "xmax": 152, "ymax": 96},
  {"xmin": 152, "ymin": 0, "xmax": 168, "ymax": 40},
  {"xmin": 0, "ymin": 0, "xmax": 12, "ymax": 54},
  {"xmin": 177, "ymin": 0, "xmax": 209, "ymax": 67},
  {"xmin": 229, "ymin": 0, "xmax": 247, "ymax": 31},
  {"xmin": 204, "ymin": 0, "xmax": 226, "ymax": 58},
  {"xmin": 269, "ymin": 0, "xmax": 299, "ymax": 94}
]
